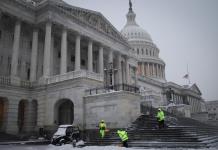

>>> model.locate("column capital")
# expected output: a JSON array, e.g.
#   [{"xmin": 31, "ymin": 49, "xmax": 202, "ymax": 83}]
[
  {"xmin": 32, "ymin": 27, "xmax": 39, "ymax": 32},
  {"xmin": 44, "ymin": 21, "xmax": 52, "ymax": 28},
  {"xmin": 74, "ymin": 30, "xmax": 84, "ymax": 37},
  {"xmin": 15, "ymin": 19, "xmax": 22, "ymax": 25},
  {"xmin": 60, "ymin": 24, "xmax": 69, "ymax": 30},
  {"xmin": 75, "ymin": 33, "xmax": 81, "ymax": 39},
  {"xmin": 88, "ymin": 39, "xmax": 93, "ymax": 44},
  {"xmin": 99, "ymin": 44, "xmax": 105, "ymax": 49}
]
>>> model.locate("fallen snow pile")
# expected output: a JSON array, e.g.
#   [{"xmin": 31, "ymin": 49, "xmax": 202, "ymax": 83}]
[{"xmin": 46, "ymin": 144, "xmax": 218, "ymax": 150}]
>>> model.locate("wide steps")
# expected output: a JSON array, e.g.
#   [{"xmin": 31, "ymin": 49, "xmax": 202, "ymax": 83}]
[
  {"xmin": 86, "ymin": 141, "xmax": 207, "ymax": 148},
  {"xmin": 87, "ymin": 110, "xmax": 218, "ymax": 148}
]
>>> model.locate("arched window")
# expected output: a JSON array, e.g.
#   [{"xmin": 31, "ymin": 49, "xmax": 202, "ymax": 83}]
[
  {"xmin": 137, "ymin": 48, "xmax": 139, "ymax": 54},
  {"xmin": 142, "ymin": 49, "xmax": 144, "ymax": 55}
]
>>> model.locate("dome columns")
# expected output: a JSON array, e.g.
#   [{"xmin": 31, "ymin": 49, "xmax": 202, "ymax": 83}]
[{"xmin": 138, "ymin": 62, "xmax": 165, "ymax": 80}]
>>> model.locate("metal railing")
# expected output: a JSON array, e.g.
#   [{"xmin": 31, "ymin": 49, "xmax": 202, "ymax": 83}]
[{"xmin": 85, "ymin": 84, "xmax": 140, "ymax": 96}]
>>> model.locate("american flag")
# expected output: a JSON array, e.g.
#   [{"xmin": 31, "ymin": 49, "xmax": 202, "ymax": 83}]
[{"xmin": 183, "ymin": 74, "xmax": 189, "ymax": 79}]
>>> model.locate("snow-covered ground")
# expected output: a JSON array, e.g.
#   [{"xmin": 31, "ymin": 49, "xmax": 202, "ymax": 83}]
[
  {"xmin": 35, "ymin": 144, "xmax": 218, "ymax": 150},
  {"xmin": 0, "ymin": 144, "xmax": 217, "ymax": 150}
]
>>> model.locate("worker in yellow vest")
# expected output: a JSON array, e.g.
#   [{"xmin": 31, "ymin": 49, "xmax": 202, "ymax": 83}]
[
  {"xmin": 99, "ymin": 120, "xmax": 106, "ymax": 138},
  {"xmin": 156, "ymin": 108, "xmax": 165, "ymax": 129},
  {"xmin": 117, "ymin": 129, "xmax": 128, "ymax": 147}
]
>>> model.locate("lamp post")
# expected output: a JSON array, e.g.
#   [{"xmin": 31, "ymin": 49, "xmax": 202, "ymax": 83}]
[{"xmin": 104, "ymin": 62, "xmax": 117, "ymax": 90}]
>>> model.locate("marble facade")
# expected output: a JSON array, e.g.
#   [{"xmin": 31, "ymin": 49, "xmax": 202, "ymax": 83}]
[{"xmin": 0, "ymin": 0, "xmax": 206, "ymax": 135}]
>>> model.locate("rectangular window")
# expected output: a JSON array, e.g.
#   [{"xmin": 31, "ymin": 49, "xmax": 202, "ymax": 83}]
[
  {"xmin": 81, "ymin": 59, "xmax": 85, "ymax": 66},
  {"xmin": 7, "ymin": 56, "xmax": 11, "ymax": 66},
  {"xmin": 29, "ymin": 41, "xmax": 32, "ymax": 48},
  {"xmin": 0, "ymin": 56, "xmax": 3, "ymax": 65},
  {"xmin": 58, "ymin": 51, "xmax": 61, "ymax": 58},
  {"xmin": 71, "ymin": 55, "xmax": 75, "ymax": 62}
]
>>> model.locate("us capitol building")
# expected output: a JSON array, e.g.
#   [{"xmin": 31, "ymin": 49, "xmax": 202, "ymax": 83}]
[{"xmin": 0, "ymin": 0, "xmax": 207, "ymax": 135}]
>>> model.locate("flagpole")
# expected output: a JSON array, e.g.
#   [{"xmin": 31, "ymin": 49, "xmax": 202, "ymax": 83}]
[{"xmin": 187, "ymin": 64, "xmax": 191, "ymax": 84}]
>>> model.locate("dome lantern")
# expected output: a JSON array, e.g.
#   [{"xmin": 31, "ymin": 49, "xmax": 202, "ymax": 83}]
[{"xmin": 121, "ymin": 0, "xmax": 153, "ymax": 42}]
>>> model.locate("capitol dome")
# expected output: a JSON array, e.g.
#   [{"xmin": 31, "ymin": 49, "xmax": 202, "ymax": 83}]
[
  {"xmin": 121, "ymin": 25, "xmax": 152, "ymax": 42},
  {"xmin": 120, "ymin": 1, "xmax": 166, "ymax": 82},
  {"xmin": 121, "ymin": 5, "xmax": 152, "ymax": 43}
]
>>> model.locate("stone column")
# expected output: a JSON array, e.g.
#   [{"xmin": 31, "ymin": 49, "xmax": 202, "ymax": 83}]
[
  {"xmin": 5, "ymin": 99, "xmax": 19, "ymax": 134},
  {"xmin": 30, "ymin": 29, "xmax": 38, "ymax": 81},
  {"xmin": 160, "ymin": 66, "xmax": 163, "ymax": 78},
  {"xmin": 11, "ymin": 20, "xmax": 21, "ymax": 76},
  {"xmin": 50, "ymin": 35, "xmax": 54, "ymax": 76},
  {"xmin": 160, "ymin": 65, "xmax": 163, "ymax": 78},
  {"xmin": 98, "ymin": 46, "xmax": 104, "ymax": 74},
  {"xmin": 156, "ymin": 64, "xmax": 158, "ymax": 77},
  {"xmin": 125, "ymin": 57, "xmax": 130, "ymax": 84},
  {"xmin": 141, "ymin": 62, "xmax": 145, "ymax": 76},
  {"xmin": 118, "ymin": 54, "xmax": 122, "ymax": 84},
  {"xmin": 43, "ymin": 22, "xmax": 52, "ymax": 77},
  {"xmin": 163, "ymin": 66, "xmax": 166, "ymax": 79},
  {"xmin": 147, "ymin": 63, "xmax": 150, "ymax": 76},
  {"xmin": 60, "ymin": 28, "xmax": 67, "ymax": 74},
  {"xmin": 152, "ymin": 63, "xmax": 155, "ymax": 76},
  {"xmin": 157, "ymin": 64, "xmax": 160, "ymax": 78},
  {"xmin": 108, "ymin": 50, "xmax": 114, "ymax": 85},
  {"xmin": 88, "ymin": 40, "xmax": 93, "ymax": 72},
  {"xmin": 108, "ymin": 49, "xmax": 113, "ymax": 63},
  {"xmin": 134, "ymin": 67, "xmax": 138, "ymax": 86},
  {"xmin": 75, "ymin": 35, "xmax": 81, "ymax": 71},
  {"xmin": 138, "ymin": 63, "xmax": 141, "ymax": 75}
]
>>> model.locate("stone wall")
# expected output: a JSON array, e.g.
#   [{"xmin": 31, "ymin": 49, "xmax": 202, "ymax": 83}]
[{"xmin": 84, "ymin": 91, "xmax": 141, "ymax": 129}]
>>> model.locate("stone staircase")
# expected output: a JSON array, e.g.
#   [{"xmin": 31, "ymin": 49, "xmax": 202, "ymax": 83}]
[{"xmin": 86, "ymin": 109, "xmax": 218, "ymax": 148}]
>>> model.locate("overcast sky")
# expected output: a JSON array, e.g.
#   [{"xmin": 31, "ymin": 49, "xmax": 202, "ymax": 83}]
[{"xmin": 63, "ymin": 0, "xmax": 218, "ymax": 101}]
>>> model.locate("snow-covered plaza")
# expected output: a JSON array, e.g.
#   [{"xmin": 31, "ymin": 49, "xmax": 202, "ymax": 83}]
[{"xmin": 0, "ymin": 145, "xmax": 218, "ymax": 150}]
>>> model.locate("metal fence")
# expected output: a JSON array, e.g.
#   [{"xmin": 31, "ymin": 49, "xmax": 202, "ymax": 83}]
[{"xmin": 85, "ymin": 84, "xmax": 140, "ymax": 96}]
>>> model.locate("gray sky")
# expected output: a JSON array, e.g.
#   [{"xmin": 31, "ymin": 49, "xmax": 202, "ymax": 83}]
[{"xmin": 64, "ymin": 0, "xmax": 218, "ymax": 101}]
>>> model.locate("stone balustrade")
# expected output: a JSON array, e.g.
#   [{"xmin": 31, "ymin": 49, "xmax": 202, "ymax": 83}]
[
  {"xmin": 0, "ymin": 70, "xmax": 103, "ymax": 88},
  {"xmin": 47, "ymin": 70, "xmax": 104, "ymax": 84},
  {"xmin": 0, "ymin": 76, "xmax": 11, "ymax": 85},
  {"xmin": 20, "ymin": 80, "xmax": 33, "ymax": 88}
]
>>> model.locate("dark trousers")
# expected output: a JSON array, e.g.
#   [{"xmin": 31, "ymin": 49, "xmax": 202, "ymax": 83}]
[
  {"xmin": 123, "ymin": 140, "xmax": 128, "ymax": 148},
  {"xmin": 158, "ymin": 120, "xmax": 164, "ymax": 129}
]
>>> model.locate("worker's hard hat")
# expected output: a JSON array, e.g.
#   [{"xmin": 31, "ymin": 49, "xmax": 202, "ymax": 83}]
[
  {"xmin": 101, "ymin": 120, "xmax": 104, "ymax": 122},
  {"xmin": 158, "ymin": 108, "xmax": 161, "ymax": 111}
]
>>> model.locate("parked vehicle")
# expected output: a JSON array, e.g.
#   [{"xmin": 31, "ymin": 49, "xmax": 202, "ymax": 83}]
[{"xmin": 51, "ymin": 125, "xmax": 80, "ymax": 146}]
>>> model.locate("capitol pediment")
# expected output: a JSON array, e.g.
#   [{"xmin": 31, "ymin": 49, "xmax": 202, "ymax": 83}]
[
  {"xmin": 54, "ymin": 2, "xmax": 128, "ymax": 45},
  {"xmin": 190, "ymin": 84, "xmax": 202, "ymax": 95}
]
